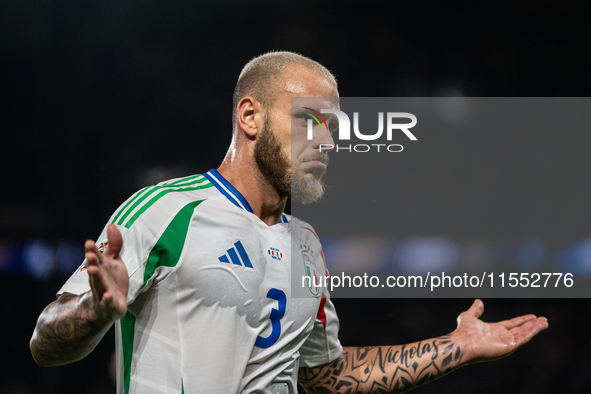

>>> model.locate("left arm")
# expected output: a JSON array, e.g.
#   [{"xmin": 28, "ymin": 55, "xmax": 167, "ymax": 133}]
[
  {"xmin": 300, "ymin": 336, "xmax": 462, "ymax": 393},
  {"xmin": 299, "ymin": 299, "xmax": 548, "ymax": 394}
]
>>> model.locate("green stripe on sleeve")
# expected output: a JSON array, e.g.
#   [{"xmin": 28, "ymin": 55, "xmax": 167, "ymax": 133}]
[
  {"xmin": 113, "ymin": 175, "xmax": 207, "ymax": 228},
  {"xmin": 142, "ymin": 199, "xmax": 204, "ymax": 286},
  {"xmin": 112, "ymin": 186, "xmax": 152, "ymax": 225},
  {"xmin": 123, "ymin": 183, "xmax": 212, "ymax": 229},
  {"xmin": 163, "ymin": 174, "xmax": 203, "ymax": 186}
]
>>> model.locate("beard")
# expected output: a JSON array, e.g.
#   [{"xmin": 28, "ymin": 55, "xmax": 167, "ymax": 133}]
[
  {"xmin": 291, "ymin": 157, "xmax": 328, "ymax": 205},
  {"xmin": 254, "ymin": 116, "xmax": 328, "ymax": 204}
]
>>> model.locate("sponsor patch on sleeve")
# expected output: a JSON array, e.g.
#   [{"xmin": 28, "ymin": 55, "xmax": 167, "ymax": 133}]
[
  {"xmin": 77, "ymin": 241, "xmax": 108, "ymax": 273},
  {"xmin": 98, "ymin": 241, "xmax": 108, "ymax": 253}
]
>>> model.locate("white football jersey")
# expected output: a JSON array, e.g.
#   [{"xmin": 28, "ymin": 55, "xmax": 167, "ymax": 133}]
[{"xmin": 59, "ymin": 169, "xmax": 342, "ymax": 394}]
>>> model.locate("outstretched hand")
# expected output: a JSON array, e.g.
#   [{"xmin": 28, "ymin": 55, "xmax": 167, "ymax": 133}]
[
  {"xmin": 85, "ymin": 224, "xmax": 129, "ymax": 322},
  {"xmin": 454, "ymin": 299, "xmax": 548, "ymax": 364}
]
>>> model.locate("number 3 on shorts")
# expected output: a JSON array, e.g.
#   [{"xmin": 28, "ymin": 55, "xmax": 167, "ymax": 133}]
[{"xmin": 254, "ymin": 288, "xmax": 286, "ymax": 348}]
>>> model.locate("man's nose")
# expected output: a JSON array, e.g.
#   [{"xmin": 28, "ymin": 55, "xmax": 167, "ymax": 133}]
[{"xmin": 312, "ymin": 125, "xmax": 335, "ymax": 153}]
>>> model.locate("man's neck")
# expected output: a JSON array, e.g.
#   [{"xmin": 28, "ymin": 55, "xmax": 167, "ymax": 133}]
[{"xmin": 217, "ymin": 161, "xmax": 287, "ymax": 226}]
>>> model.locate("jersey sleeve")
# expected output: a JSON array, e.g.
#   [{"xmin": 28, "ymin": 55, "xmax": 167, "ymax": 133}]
[
  {"xmin": 298, "ymin": 288, "xmax": 343, "ymax": 368},
  {"xmin": 57, "ymin": 202, "xmax": 159, "ymax": 303}
]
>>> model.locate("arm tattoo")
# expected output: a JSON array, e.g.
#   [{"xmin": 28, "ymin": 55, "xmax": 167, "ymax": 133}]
[
  {"xmin": 299, "ymin": 335, "xmax": 464, "ymax": 394},
  {"xmin": 30, "ymin": 293, "xmax": 112, "ymax": 366}
]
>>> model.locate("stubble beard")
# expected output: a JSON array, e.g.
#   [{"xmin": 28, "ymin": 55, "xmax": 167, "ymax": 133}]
[{"xmin": 254, "ymin": 116, "xmax": 327, "ymax": 205}]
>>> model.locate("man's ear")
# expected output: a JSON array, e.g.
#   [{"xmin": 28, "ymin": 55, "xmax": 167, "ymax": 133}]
[{"xmin": 236, "ymin": 96, "xmax": 264, "ymax": 138}]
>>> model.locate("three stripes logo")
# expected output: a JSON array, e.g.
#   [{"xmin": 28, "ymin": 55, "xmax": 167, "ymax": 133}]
[{"xmin": 218, "ymin": 241, "xmax": 253, "ymax": 268}]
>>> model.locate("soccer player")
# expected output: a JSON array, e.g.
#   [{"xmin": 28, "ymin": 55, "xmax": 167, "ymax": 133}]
[{"xmin": 30, "ymin": 52, "xmax": 548, "ymax": 393}]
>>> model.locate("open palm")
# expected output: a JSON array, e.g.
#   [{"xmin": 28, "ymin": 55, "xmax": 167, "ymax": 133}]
[
  {"xmin": 455, "ymin": 299, "xmax": 548, "ymax": 364},
  {"xmin": 85, "ymin": 224, "xmax": 129, "ymax": 322}
]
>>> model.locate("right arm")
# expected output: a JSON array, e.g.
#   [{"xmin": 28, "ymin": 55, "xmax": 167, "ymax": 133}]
[
  {"xmin": 30, "ymin": 225, "xmax": 129, "ymax": 367},
  {"xmin": 30, "ymin": 292, "xmax": 114, "ymax": 366}
]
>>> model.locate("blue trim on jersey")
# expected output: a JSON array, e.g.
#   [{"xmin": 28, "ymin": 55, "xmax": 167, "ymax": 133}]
[
  {"xmin": 204, "ymin": 169, "xmax": 254, "ymax": 213},
  {"xmin": 204, "ymin": 169, "xmax": 289, "ymax": 224}
]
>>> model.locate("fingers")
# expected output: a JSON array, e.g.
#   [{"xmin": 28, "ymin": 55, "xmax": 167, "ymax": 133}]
[
  {"xmin": 105, "ymin": 224, "xmax": 123, "ymax": 258},
  {"xmin": 85, "ymin": 239, "xmax": 101, "ymax": 267},
  {"xmin": 88, "ymin": 266, "xmax": 106, "ymax": 297},
  {"xmin": 456, "ymin": 299, "xmax": 484, "ymax": 327},
  {"xmin": 500, "ymin": 314, "xmax": 538, "ymax": 330},
  {"xmin": 85, "ymin": 238, "xmax": 106, "ymax": 298},
  {"xmin": 511, "ymin": 317, "xmax": 549, "ymax": 346},
  {"xmin": 466, "ymin": 299, "xmax": 484, "ymax": 318},
  {"xmin": 102, "ymin": 290, "xmax": 114, "ymax": 304},
  {"xmin": 85, "ymin": 238, "xmax": 102, "ymax": 272},
  {"xmin": 82, "ymin": 227, "xmax": 127, "ymax": 321}
]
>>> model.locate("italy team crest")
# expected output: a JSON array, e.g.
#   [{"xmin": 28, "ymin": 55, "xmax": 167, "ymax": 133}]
[{"xmin": 301, "ymin": 245, "xmax": 320, "ymax": 296}]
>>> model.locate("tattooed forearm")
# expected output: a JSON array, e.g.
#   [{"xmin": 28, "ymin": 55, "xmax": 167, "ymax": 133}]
[
  {"xmin": 30, "ymin": 292, "xmax": 113, "ymax": 367},
  {"xmin": 299, "ymin": 335, "xmax": 465, "ymax": 394}
]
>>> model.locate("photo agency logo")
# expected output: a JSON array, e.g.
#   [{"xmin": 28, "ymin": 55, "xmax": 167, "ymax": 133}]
[{"xmin": 303, "ymin": 106, "xmax": 418, "ymax": 153}]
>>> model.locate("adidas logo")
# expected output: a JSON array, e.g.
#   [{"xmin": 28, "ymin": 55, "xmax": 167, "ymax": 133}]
[{"xmin": 218, "ymin": 241, "xmax": 253, "ymax": 268}]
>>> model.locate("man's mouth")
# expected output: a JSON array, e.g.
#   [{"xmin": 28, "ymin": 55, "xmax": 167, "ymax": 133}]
[{"xmin": 306, "ymin": 160, "xmax": 327, "ymax": 170}]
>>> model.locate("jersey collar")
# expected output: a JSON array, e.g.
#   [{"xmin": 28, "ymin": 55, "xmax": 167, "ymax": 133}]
[{"xmin": 203, "ymin": 169, "xmax": 288, "ymax": 223}]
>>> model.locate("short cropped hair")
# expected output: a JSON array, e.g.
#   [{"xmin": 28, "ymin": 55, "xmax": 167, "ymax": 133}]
[{"xmin": 232, "ymin": 51, "xmax": 337, "ymax": 129}]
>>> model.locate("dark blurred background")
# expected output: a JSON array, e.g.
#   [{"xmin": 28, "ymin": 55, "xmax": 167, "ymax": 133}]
[{"xmin": 1, "ymin": 1, "xmax": 590, "ymax": 393}]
